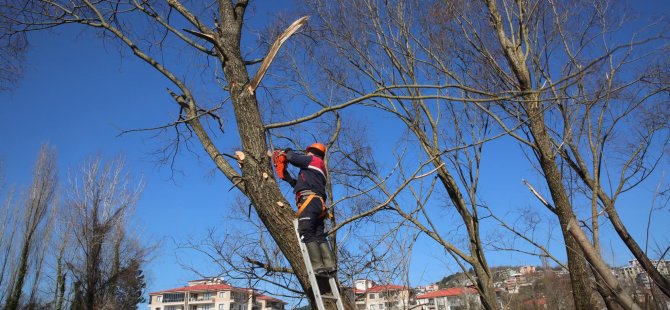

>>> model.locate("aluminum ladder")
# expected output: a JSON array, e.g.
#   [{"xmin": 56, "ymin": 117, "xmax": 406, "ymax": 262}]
[{"xmin": 293, "ymin": 219, "xmax": 345, "ymax": 310}]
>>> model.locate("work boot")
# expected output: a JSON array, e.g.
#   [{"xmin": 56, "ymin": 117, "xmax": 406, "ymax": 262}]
[
  {"xmin": 305, "ymin": 242, "xmax": 326, "ymax": 274},
  {"xmin": 319, "ymin": 242, "xmax": 337, "ymax": 276}
]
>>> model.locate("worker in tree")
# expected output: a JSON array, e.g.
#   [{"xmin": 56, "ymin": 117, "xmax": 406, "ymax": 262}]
[{"xmin": 275, "ymin": 143, "xmax": 336, "ymax": 276}]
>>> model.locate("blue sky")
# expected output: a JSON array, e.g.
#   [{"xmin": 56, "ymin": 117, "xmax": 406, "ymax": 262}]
[{"xmin": 1, "ymin": 1, "xmax": 669, "ymax": 309}]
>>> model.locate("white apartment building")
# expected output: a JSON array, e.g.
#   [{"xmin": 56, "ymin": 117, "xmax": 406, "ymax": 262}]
[
  {"xmin": 353, "ymin": 281, "xmax": 414, "ymax": 310},
  {"xmin": 415, "ymin": 287, "xmax": 480, "ymax": 310},
  {"xmin": 613, "ymin": 259, "xmax": 670, "ymax": 288},
  {"xmin": 148, "ymin": 278, "xmax": 286, "ymax": 310}
]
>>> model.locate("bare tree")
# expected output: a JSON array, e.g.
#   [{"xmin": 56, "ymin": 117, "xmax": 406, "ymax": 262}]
[
  {"xmin": 3, "ymin": 144, "xmax": 58, "ymax": 310},
  {"xmin": 1, "ymin": 2, "xmax": 354, "ymax": 307},
  {"xmin": 4, "ymin": 1, "xmax": 668, "ymax": 310},
  {"xmin": 289, "ymin": 2, "xmax": 504, "ymax": 308},
  {"xmin": 63, "ymin": 156, "xmax": 147, "ymax": 310},
  {"xmin": 438, "ymin": 1, "xmax": 670, "ymax": 309},
  {"xmin": 53, "ymin": 236, "xmax": 67, "ymax": 310},
  {"xmin": 0, "ymin": 186, "xmax": 18, "ymax": 298},
  {"xmin": 0, "ymin": 1, "xmax": 28, "ymax": 92},
  {"xmin": 292, "ymin": 0, "xmax": 668, "ymax": 309}
]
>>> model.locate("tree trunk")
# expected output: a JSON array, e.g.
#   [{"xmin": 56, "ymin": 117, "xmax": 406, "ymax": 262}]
[
  {"xmin": 525, "ymin": 102, "xmax": 640, "ymax": 310},
  {"xmin": 434, "ymin": 166, "xmax": 498, "ymax": 310},
  {"xmin": 4, "ymin": 235, "xmax": 32, "ymax": 310},
  {"xmin": 597, "ymin": 192, "xmax": 670, "ymax": 298},
  {"xmin": 4, "ymin": 145, "xmax": 56, "ymax": 310},
  {"xmin": 566, "ymin": 139, "xmax": 670, "ymax": 298},
  {"xmin": 55, "ymin": 262, "xmax": 65, "ymax": 310},
  {"xmin": 479, "ymin": 1, "xmax": 637, "ymax": 307},
  {"xmin": 471, "ymin": 260, "xmax": 498, "ymax": 309},
  {"xmin": 187, "ymin": 5, "xmax": 345, "ymax": 308}
]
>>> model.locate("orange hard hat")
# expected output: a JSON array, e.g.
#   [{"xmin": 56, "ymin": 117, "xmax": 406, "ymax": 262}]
[{"xmin": 306, "ymin": 143, "xmax": 326, "ymax": 156}]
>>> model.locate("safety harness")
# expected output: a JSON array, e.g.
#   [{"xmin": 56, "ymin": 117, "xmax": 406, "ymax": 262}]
[
  {"xmin": 295, "ymin": 191, "xmax": 332, "ymax": 219},
  {"xmin": 272, "ymin": 150, "xmax": 332, "ymax": 219}
]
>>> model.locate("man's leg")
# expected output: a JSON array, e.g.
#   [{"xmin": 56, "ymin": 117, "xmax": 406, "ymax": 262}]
[
  {"xmin": 315, "ymin": 218, "xmax": 337, "ymax": 275},
  {"xmin": 298, "ymin": 199, "xmax": 325, "ymax": 273}
]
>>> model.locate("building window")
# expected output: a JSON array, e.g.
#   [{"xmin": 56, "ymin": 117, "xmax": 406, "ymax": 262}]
[
  {"xmin": 204, "ymin": 292, "xmax": 212, "ymax": 300},
  {"xmin": 370, "ymin": 305, "xmax": 377, "ymax": 310},
  {"xmin": 156, "ymin": 296, "xmax": 162, "ymax": 303},
  {"xmin": 166, "ymin": 307, "xmax": 177, "ymax": 310},
  {"xmin": 369, "ymin": 293, "xmax": 376, "ymax": 300},
  {"xmin": 203, "ymin": 305, "xmax": 212, "ymax": 310},
  {"xmin": 164, "ymin": 293, "xmax": 185, "ymax": 303},
  {"xmin": 219, "ymin": 292, "xmax": 227, "ymax": 298},
  {"xmin": 219, "ymin": 304, "xmax": 225, "ymax": 310}
]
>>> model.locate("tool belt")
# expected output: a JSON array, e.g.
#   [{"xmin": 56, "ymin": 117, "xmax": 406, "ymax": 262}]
[{"xmin": 295, "ymin": 191, "xmax": 332, "ymax": 219}]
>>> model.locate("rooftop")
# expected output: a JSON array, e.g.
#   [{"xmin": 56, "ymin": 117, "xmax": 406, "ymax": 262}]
[
  {"xmin": 150, "ymin": 283, "xmax": 235, "ymax": 295},
  {"xmin": 149, "ymin": 281, "xmax": 286, "ymax": 305},
  {"xmin": 416, "ymin": 287, "xmax": 478, "ymax": 299},
  {"xmin": 257, "ymin": 295, "xmax": 288, "ymax": 304}
]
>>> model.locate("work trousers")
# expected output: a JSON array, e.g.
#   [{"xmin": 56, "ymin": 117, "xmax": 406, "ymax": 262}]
[{"xmin": 296, "ymin": 195, "xmax": 327, "ymax": 243}]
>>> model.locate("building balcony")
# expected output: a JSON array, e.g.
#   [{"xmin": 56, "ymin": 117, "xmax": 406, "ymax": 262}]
[{"xmin": 188, "ymin": 297, "xmax": 215, "ymax": 304}]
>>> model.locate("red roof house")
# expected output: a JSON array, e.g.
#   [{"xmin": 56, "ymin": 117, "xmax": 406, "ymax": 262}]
[{"xmin": 415, "ymin": 287, "xmax": 480, "ymax": 310}]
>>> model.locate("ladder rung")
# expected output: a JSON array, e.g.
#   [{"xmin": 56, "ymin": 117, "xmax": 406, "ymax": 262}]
[{"xmin": 293, "ymin": 219, "xmax": 344, "ymax": 310}]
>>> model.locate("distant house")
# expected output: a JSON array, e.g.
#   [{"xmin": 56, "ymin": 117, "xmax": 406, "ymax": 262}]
[
  {"xmin": 519, "ymin": 266, "xmax": 536, "ymax": 275},
  {"xmin": 502, "ymin": 271, "xmax": 534, "ymax": 294},
  {"xmin": 415, "ymin": 284, "xmax": 439, "ymax": 295},
  {"xmin": 148, "ymin": 278, "xmax": 287, "ymax": 310},
  {"xmin": 353, "ymin": 280, "xmax": 414, "ymax": 310},
  {"xmin": 415, "ymin": 287, "xmax": 480, "ymax": 310},
  {"xmin": 255, "ymin": 295, "xmax": 287, "ymax": 310}
]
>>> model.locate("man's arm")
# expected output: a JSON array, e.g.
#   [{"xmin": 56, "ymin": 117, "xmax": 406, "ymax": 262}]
[{"xmin": 285, "ymin": 150, "xmax": 312, "ymax": 168}]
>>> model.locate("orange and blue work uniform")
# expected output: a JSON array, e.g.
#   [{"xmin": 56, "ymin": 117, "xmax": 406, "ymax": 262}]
[{"xmin": 285, "ymin": 150, "xmax": 328, "ymax": 243}]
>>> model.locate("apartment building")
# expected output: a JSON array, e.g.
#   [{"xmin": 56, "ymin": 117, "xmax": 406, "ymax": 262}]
[
  {"xmin": 148, "ymin": 278, "xmax": 286, "ymax": 310},
  {"xmin": 353, "ymin": 281, "xmax": 414, "ymax": 310},
  {"xmin": 613, "ymin": 259, "xmax": 670, "ymax": 288},
  {"xmin": 255, "ymin": 295, "xmax": 287, "ymax": 310},
  {"xmin": 415, "ymin": 287, "xmax": 479, "ymax": 310}
]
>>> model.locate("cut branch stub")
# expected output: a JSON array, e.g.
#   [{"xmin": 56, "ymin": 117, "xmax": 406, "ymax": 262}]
[{"xmin": 235, "ymin": 151, "xmax": 245, "ymax": 167}]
